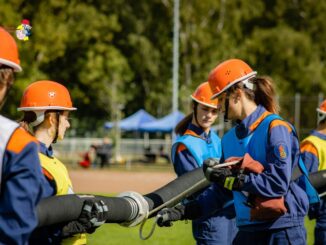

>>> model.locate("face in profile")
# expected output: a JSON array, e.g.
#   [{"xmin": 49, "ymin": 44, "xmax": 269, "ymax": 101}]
[
  {"xmin": 57, "ymin": 111, "xmax": 70, "ymax": 140},
  {"xmin": 217, "ymin": 91, "xmax": 241, "ymax": 121}
]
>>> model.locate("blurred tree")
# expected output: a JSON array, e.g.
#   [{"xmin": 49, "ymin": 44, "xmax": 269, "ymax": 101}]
[{"xmin": 0, "ymin": 0, "xmax": 325, "ymax": 136}]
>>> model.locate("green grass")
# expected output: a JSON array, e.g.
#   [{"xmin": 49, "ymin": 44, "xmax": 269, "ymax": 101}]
[
  {"xmin": 87, "ymin": 219, "xmax": 194, "ymax": 245},
  {"xmin": 306, "ymin": 217, "xmax": 316, "ymax": 245},
  {"xmin": 84, "ymin": 193, "xmax": 316, "ymax": 244},
  {"xmin": 85, "ymin": 193, "xmax": 195, "ymax": 244},
  {"xmin": 85, "ymin": 217, "xmax": 316, "ymax": 245}
]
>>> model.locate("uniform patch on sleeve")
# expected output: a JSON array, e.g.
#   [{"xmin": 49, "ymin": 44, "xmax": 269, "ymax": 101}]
[{"xmin": 274, "ymin": 143, "xmax": 289, "ymax": 160}]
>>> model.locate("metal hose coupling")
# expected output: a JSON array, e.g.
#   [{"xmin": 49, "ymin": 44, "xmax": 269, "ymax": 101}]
[{"xmin": 117, "ymin": 191, "xmax": 149, "ymax": 227}]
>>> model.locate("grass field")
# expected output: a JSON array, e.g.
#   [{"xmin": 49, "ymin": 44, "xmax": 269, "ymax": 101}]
[
  {"xmin": 87, "ymin": 219, "xmax": 194, "ymax": 245},
  {"xmin": 86, "ymin": 215, "xmax": 316, "ymax": 245}
]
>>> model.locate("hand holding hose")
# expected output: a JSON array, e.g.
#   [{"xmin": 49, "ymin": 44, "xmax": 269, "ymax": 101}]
[
  {"xmin": 203, "ymin": 158, "xmax": 246, "ymax": 191},
  {"xmin": 156, "ymin": 204, "xmax": 185, "ymax": 227},
  {"xmin": 62, "ymin": 199, "xmax": 109, "ymax": 237}
]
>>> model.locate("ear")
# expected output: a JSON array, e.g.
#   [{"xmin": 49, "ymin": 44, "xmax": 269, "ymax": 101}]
[{"xmin": 48, "ymin": 113, "xmax": 57, "ymax": 127}]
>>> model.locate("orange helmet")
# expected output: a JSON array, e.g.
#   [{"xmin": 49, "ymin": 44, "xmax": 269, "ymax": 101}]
[
  {"xmin": 18, "ymin": 80, "xmax": 76, "ymax": 126},
  {"xmin": 317, "ymin": 99, "xmax": 326, "ymax": 124},
  {"xmin": 18, "ymin": 80, "xmax": 76, "ymax": 111},
  {"xmin": 190, "ymin": 81, "xmax": 218, "ymax": 109},
  {"xmin": 0, "ymin": 27, "xmax": 22, "ymax": 72},
  {"xmin": 208, "ymin": 59, "xmax": 257, "ymax": 99}
]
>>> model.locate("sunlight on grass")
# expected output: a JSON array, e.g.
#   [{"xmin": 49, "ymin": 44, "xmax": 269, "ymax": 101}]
[
  {"xmin": 86, "ymin": 217, "xmax": 316, "ymax": 245},
  {"xmin": 85, "ymin": 193, "xmax": 316, "ymax": 245},
  {"xmin": 87, "ymin": 219, "xmax": 194, "ymax": 245},
  {"xmin": 306, "ymin": 217, "xmax": 316, "ymax": 245}
]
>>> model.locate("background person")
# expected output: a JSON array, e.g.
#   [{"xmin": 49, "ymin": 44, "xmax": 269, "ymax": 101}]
[
  {"xmin": 0, "ymin": 26, "xmax": 45, "ymax": 245},
  {"xmin": 203, "ymin": 58, "xmax": 309, "ymax": 244},
  {"xmin": 96, "ymin": 137, "xmax": 113, "ymax": 168},
  {"xmin": 18, "ymin": 80, "xmax": 108, "ymax": 244},
  {"xmin": 161, "ymin": 82, "xmax": 237, "ymax": 244},
  {"xmin": 301, "ymin": 99, "xmax": 326, "ymax": 245},
  {"xmin": 79, "ymin": 144, "xmax": 97, "ymax": 168}
]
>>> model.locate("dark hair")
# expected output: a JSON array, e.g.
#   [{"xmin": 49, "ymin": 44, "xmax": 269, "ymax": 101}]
[
  {"xmin": 175, "ymin": 113, "xmax": 192, "ymax": 135},
  {"xmin": 229, "ymin": 76, "xmax": 279, "ymax": 114},
  {"xmin": 20, "ymin": 111, "xmax": 37, "ymax": 124},
  {"xmin": 20, "ymin": 110, "xmax": 62, "ymax": 133},
  {"xmin": 320, "ymin": 117, "xmax": 326, "ymax": 125},
  {"xmin": 0, "ymin": 68, "xmax": 14, "ymax": 89},
  {"xmin": 174, "ymin": 100, "xmax": 200, "ymax": 135}
]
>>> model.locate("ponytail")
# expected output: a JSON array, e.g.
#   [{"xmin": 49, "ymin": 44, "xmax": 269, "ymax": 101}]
[
  {"xmin": 233, "ymin": 76, "xmax": 279, "ymax": 114},
  {"xmin": 19, "ymin": 111, "xmax": 37, "ymax": 135},
  {"xmin": 253, "ymin": 76, "xmax": 279, "ymax": 114},
  {"xmin": 175, "ymin": 113, "xmax": 192, "ymax": 135}
]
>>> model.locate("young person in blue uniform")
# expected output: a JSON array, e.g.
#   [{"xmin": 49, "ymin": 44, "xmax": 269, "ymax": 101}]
[
  {"xmin": 170, "ymin": 81, "xmax": 237, "ymax": 244},
  {"xmin": 301, "ymin": 99, "xmax": 326, "ymax": 245},
  {"xmin": 0, "ymin": 27, "xmax": 45, "ymax": 245},
  {"xmin": 18, "ymin": 80, "xmax": 108, "ymax": 244},
  {"xmin": 203, "ymin": 58, "xmax": 310, "ymax": 244},
  {"xmin": 157, "ymin": 82, "xmax": 237, "ymax": 244}
]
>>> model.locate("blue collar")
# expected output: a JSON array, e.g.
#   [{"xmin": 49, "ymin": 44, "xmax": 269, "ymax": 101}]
[
  {"xmin": 235, "ymin": 105, "xmax": 267, "ymax": 139},
  {"xmin": 39, "ymin": 141, "xmax": 54, "ymax": 157},
  {"xmin": 187, "ymin": 123, "xmax": 211, "ymax": 143},
  {"xmin": 311, "ymin": 130, "xmax": 326, "ymax": 140}
]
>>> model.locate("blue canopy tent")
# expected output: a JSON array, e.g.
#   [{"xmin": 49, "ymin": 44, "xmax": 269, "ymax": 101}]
[
  {"xmin": 104, "ymin": 109, "xmax": 156, "ymax": 131},
  {"xmin": 139, "ymin": 111, "xmax": 185, "ymax": 133}
]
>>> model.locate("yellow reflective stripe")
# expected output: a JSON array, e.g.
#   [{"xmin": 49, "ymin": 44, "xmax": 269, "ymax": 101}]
[
  {"xmin": 302, "ymin": 135, "xmax": 326, "ymax": 171},
  {"xmin": 62, "ymin": 233, "xmax": 87, "ymax": 245},
  {"xmin": 224, "ymin": 177, "xmax": 235, "ymax": 190}
]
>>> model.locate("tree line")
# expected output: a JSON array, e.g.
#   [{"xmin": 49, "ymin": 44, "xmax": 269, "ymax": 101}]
[{"xmin": 1, "ymin": 0, "xmax": 325, "ymax": 136}]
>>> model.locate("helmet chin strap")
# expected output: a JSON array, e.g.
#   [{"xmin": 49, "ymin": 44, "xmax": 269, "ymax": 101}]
[
  {"xmin": 193, "ymin": 102, "xmax": 200, "ymax": 127},
  {"xmin": 224, "ymin": 91, "xmax": 230, "ymax": 122},
  {"xmin": 52, "ymin": 112, "xmax": 60, "ymax": 144}
]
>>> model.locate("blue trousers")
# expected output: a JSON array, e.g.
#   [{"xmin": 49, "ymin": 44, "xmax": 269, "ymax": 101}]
[
  {"xmin": 232, "ymin": 226, "xmax": 306, "ymax": 245},
  {"xmin": 315, "ymin": 212, "xmax": 326, "ymax": 245},
  {"xmin": 193, "ymin": 207, "xmax": 238, "ymax": 245}
]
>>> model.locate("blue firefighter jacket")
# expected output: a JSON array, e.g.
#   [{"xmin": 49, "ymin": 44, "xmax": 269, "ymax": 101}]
[
  {"xmin": 172, "ymin": 123, "xmax": 236, "ymax": 244},
  {"xmin": 222, "ymin": 105, "xmax": 309, "ymax": 230}
]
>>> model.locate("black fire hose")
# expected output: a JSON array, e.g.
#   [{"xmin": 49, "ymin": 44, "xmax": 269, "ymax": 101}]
[
  {"xmin": 309, "ymin": 170, "xmax": 326, "ymax": 195},
  {"xmin": 37, "ymin": 167, "xmax": 208, "ymax": 227},
  {"xmin": 37, "ymin": 195, "xmax": 135, "ymax": 227},
  {"xmin": 37, "ymin": 167, "xmax": 326, "ymax": 228}
]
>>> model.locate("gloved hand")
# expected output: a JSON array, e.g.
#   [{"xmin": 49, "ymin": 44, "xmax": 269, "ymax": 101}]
[
  {"xmin": 62, "ymin": 199, "xmax": 109, "ymax": 238},
  {"xmin": 229, "ymin": 153, "xmax": 264, "ymax": 174},
  {"xmin": 308, "ymin": 202, "xmax": 321, "ymax": 220},
  {"xmin": 247, "ymin": 195, "xmax": 288, "ymax": 221},
  {"xmin": 157, "ymin": 204, "xmax": 185, "ymax": 227},
  {"xmin": 202, "ymin": 158, "xmax": 222, "ymax": 179},
  {"xmin": 203, "ymin": 158, "xmax": 246, "ymax": 191}
]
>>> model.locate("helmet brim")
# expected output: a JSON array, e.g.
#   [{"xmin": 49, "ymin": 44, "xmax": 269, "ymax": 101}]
[
  {"xmin": 190, "ymin": 95, "xmax": 218, "ymax": 109},
  {"xmin": 17, "ymin": 106, "xmax": 77, "ymax": 111},
  {"xmin": 317, "ymin": 108, "xmax": 326, "ymax": 114},
  {"xmin": 0, "ymin": 58, "xmax": 22, "ymax": 72},
  {"xmin": 210, "ymin": 71, "xmax": 257, "ymax": 99}
]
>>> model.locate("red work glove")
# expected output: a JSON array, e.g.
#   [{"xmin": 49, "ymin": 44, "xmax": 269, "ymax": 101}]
[
  {"xmin": 249, "ymin": 196, "xmax": 288, "ymax": 221},
  {"xmin": 226, "ymin": 153, "xmax": 264, "ymax": 174}
]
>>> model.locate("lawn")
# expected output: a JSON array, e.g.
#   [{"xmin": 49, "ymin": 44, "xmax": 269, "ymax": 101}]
[
  {"xmin": 87, "ymin": 219, "xmax": 194, "ymax": 245},
  {"xmin": 86, "ymin": 217, "xmax": 316, "ymax": 245}
]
